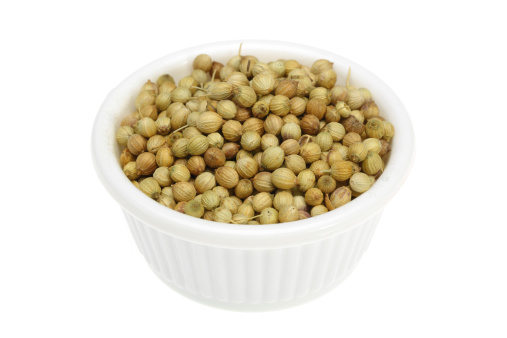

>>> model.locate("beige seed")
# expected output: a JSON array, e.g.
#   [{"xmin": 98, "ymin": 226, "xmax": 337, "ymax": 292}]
[{"xmin": 215, "ymin": 166, "xmax": 239, "ymax": 189}]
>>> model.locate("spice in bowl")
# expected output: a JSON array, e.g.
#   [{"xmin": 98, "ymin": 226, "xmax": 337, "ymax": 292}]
[{"xmin": 115, "ymin": 47, "xmax": 394, "ymax": 224}]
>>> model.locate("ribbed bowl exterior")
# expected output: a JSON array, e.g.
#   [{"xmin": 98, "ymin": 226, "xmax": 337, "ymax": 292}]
[{"xmin": 124, "ymin": 209, "xmax": 382, "ymax": 311}]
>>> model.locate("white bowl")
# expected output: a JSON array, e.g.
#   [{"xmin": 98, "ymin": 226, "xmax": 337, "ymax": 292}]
[{"xmin": 91, "ymin": 40, "xmax": 415, "ymax": 311}]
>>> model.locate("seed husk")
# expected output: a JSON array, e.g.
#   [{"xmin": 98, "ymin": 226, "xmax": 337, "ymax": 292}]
[
  {"xmin": 196, "ymin": 111, "xmax": 224, "ymax": 134},
  {"xmin": 202, "ymin": 190, "xmax": 221, "ymax": 210},
  {"xmin": 136, "ymin": 152, "xmax": 157, "ymax": 176},
  {"xmin": 194, "ymin": 172, "xmax": 216, "ymax": 194},
  {"xmin": 261, "ymin": 146, "xmax": 285, "ymax": 170},
  {"xmin": 215, "ymin": 166, "xmax": 239, "ymax": 189},
  {"xmin": 184, "ymin": 200, "xmax": 205, "ymax": 218},
  {"xmin": 297, "ymin": 169, "xmax": 316, "ymax": 192},
  {"xmin": 305, "ymin": 188, "xmax": 324, "ymax": 206},
  {"xmin": 253, "ymin": 192, "xmax": 273, "ymax": 212},
  {"xmin": 172, "ymin": 181, "xmax": 196, "ymax": 202},
  {"xmin": 252, "ymin": 172, "xmax": 276, "ymax": 192},
  {"xmin": 271, "ymin": 168, "xmax": 297, "ymax": 190},
  {"xmin": 350, "ymin": 172, "xmax": 373, "ymax": 193},
  {"xmin": 213, "ymin": 207, "xmax": 232, "ymax": 223},
  {"xmin": 235, "ymin": 179, "xmax": 254, "ymax": 199},
  {"xmin": 284, "ymin": 155, "xmax": 306, "ymax": 175},
  {"xmin": 362, "ymin": 152, "xmax": 384, "ymax": 175},
  {"xmin": 259, "ymin": 208, "xmax": 278, "ymax": 224},
  {"xmin": 278, "ymin": 205, "xmax": 299, "ymax": 223},
  {"xmin": 317, "ymin": 175, "xmax": 336, "ymax": 194},
  {"xmin": 236, "ymin": 157, "xmax": 259, "ymax": 179}
]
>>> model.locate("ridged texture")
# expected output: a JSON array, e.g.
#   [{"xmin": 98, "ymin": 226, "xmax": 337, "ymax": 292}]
[{"xmin": 124, "ymin": 210, "xmax": 381, "ymax": 310}]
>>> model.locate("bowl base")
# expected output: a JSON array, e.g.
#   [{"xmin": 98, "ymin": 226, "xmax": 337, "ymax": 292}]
[{"xmin": 149, "ymin": 261, "xmax": 359, "ymax": 312}]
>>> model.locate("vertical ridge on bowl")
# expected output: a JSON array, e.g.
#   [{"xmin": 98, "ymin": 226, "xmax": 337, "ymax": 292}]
[{"xmin": 123, "ymin": 209, "xmax": 381, "ymax": 311}]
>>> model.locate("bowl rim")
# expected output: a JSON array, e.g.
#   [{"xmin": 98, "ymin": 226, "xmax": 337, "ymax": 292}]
[{"xmin": 91, "ymin": 39, "xmax": 415, "ymax": 249}]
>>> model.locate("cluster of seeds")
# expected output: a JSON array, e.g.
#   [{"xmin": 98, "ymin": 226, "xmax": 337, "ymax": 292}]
[{"xmin": 116, "ymin": 47, "xmax": 394, "ymax": 224}]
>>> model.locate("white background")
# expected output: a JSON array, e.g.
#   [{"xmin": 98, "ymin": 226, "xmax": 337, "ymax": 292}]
[{"xmin": 1, "ymin": 1, "xmax": 506, "ymax": 337}]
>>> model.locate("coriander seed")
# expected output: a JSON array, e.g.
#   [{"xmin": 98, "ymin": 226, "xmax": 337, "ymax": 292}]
[
  {"xmin": 217, "ymin": 100, "xmax": 237, "ymax": 120},
  {"xmin": 278, "ymin": 205, "xmax": 299, "ymax": 223},
  {"xmin": 264, "ymin": 114, "xmax": 284, "ymax": 135},
  {"xmin": 252, "ymin": 172, "xmax": 275, "ymax": 192},
  {"xmin": 187, "ymin": 134, "xmax": 209, "ymax": 156},
  {"xmin": 242, "ymin": 117, "xmax": 265, "ymax": 135},
  {"xmin": 299, "ymin": 142, "xmax": 321, "ymax": 163},
  {"xmin": 240, "ymin": 130, "xmax": 261, "ymax": 151},
  {"xmin": 260, "ymin": 133, "xmax": 279, "ymax": 150},
  {"xmin": 284, "ymin": 154, "xmax": 306, "ymax": 175},
  {"xmin": 156, "ymin": 147, "xmax": 174, "ymax": 167},
  {"xmin": 136, "ymin": 152, "xmax": 157, "ymax": 176},
  {"xmin": 280, "ymin": 139, "xmax": 300, "ymax": 155},
  {"xmin": 253, "ymin": 192, "xmax": 273, "ymax": 212},
  {"xmin": 237, "ymin": 202, "xmax": 255, "ymax": 218},
  {"xmin": 207, "ymin": 132, "xmax": 224, "ymax": 148},
  {"xmin": 281, "ymin": 122, "xmax": 302, "ymax": 141},
  {"xmin": 311, "ymin": 205, "xmax": 328, "ymax": 217},
  {"xmin": 305, "ymin": 188, "xmax": 324, "ymax": 206},
  {"xmin": 233, "ymin": 85, "xmax": 257, "ymax": 107},
  {"xmin": 123, "ymin": 161, "xmax": 140, "ymax": 180},
  {"xmin": 309, "ymin": 160, "xmax": 330, "ymax": 178},
  {"xmin": 259, "ymin": 208, "xmax": 278, "ymax": 224},
  {"xmin": 273, "ymin": 191, "xmax": 295, "ymax": 211},
  {"xmin": 139, "ymin": 177, "xmax": 161, "ymax": 200},
  {"xmin": 382, "ymin": 121, "xmax": 395, "ymax": 142},
  {"xmin": 317, "ymin": 175, "xmax": 336, "ymax": 194},
  {"xmin": 252, "ymin": 101, "xmax": 270, "ymax": 119},
  {"xmin": 235, "ymin": 179, "xmax": 254, "ymax": 199},
  {"xmin": 196, "ymin": 111, "xmax": 224, "ymax": 134},
  {"xmin": 296, "ymin": 169, "xmax": 316, "ymax": 192},
  {"xmin": 153, "ymin": 167, "xmax": 172, "ymax": 187},
  {"xmin": 271, "ymin": 168, "xmax": 297, "ymax": 190},
  {"xmin": 348, "ymin": 142, "xmax": 368, "ymax": 163},
  {"xmin": 300, "ymin": 114, "xmax": 320, "ymax": 135},
  {"xmin": 213, "ymin": 207, "xmax": 232, "ymax": 223},
  {"xmin": 116, "ymin": 126, "xmax": 134, "ymax": 146},
  {"xmin": 261, "ymin": 146, "xmax": 285, "ymax": 170},
  {"xmin": 362, "ymin": 152, "xmax": 384, "ymax": 175},
  {"xmin": 365, "ymin": 118, "xmax": 385, "ymax": 139},
  {"xmin": 147, "ymin": 135, "xmax": 167, "ymax": 154},
  {"xmin": 184, "ymin": 200, "xmax": 205, "ymax": 218},
  {"xmin": 120, "ymin": 148, "xmax": 135, "ymax": 168},
  {"xmin": 342, "ymin": 132, "xmax": 362, "ymax": 147},
  {"xmin": 326, "ymin": 186, "xmax": 352, "ymax": 210},
  {"xmin": 269, "ymin": 95, "xmax": 291, "ymax": 116},
  {"xmin": 194, "ymin": 172, "xmax": 216, "ymax": 194},
  {"xmin": 172, "ymin": 181, "xmax": 196, "ymax": 202},
  {"xmin": 251, "ymin": 72, "xmax": 276, "ymax": 95},
  {"xmin": 202, "ymin": 190, "xmax": 221, "ymax": 210},
  {"xmin": 222, "ymin": 142, "xmax": 240, "ymax": 159},
  {"xmin": 350, "ymin": 172, "xmax": 373, "ymax": 193},
  {"xmin": 215, "ymin": 166, "xmax": 239, "ymax": 189},
  {"xmin": 236, "ymin": 157, "xmax": 259, "ymax": 179},
  {"xmin": 186, "ymin": 156, "xmax": 206, "ymax": 176},
  {"xmin": 170, "ymin": 164, "xmax": 191, "ymax": 183},
  {"xmin": 289, "ymin": 97, "xmax": 307, "ymax": 116},
  {"xmin": 222, "ymin": 120, "xmax": 243, "ymax": 142}
]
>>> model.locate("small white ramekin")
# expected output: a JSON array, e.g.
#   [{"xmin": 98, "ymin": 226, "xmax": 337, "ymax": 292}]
[{"xmin": 92, "ymin": 40, "xmax": 415, "ymax": 311}]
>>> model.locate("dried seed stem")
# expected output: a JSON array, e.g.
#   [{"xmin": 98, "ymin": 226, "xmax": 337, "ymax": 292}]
[
  {"xmin": 230, "ymin": 214, "xmax": 260, "ymax": 224},
  {"xmin": 170, "ymin": 124, "xmax": 189, "ymax": 135}
]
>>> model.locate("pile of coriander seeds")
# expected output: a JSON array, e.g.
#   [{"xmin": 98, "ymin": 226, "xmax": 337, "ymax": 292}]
[{"xmin": 116, "ymin": 49, "xmax": 394, "ymax": 224}]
